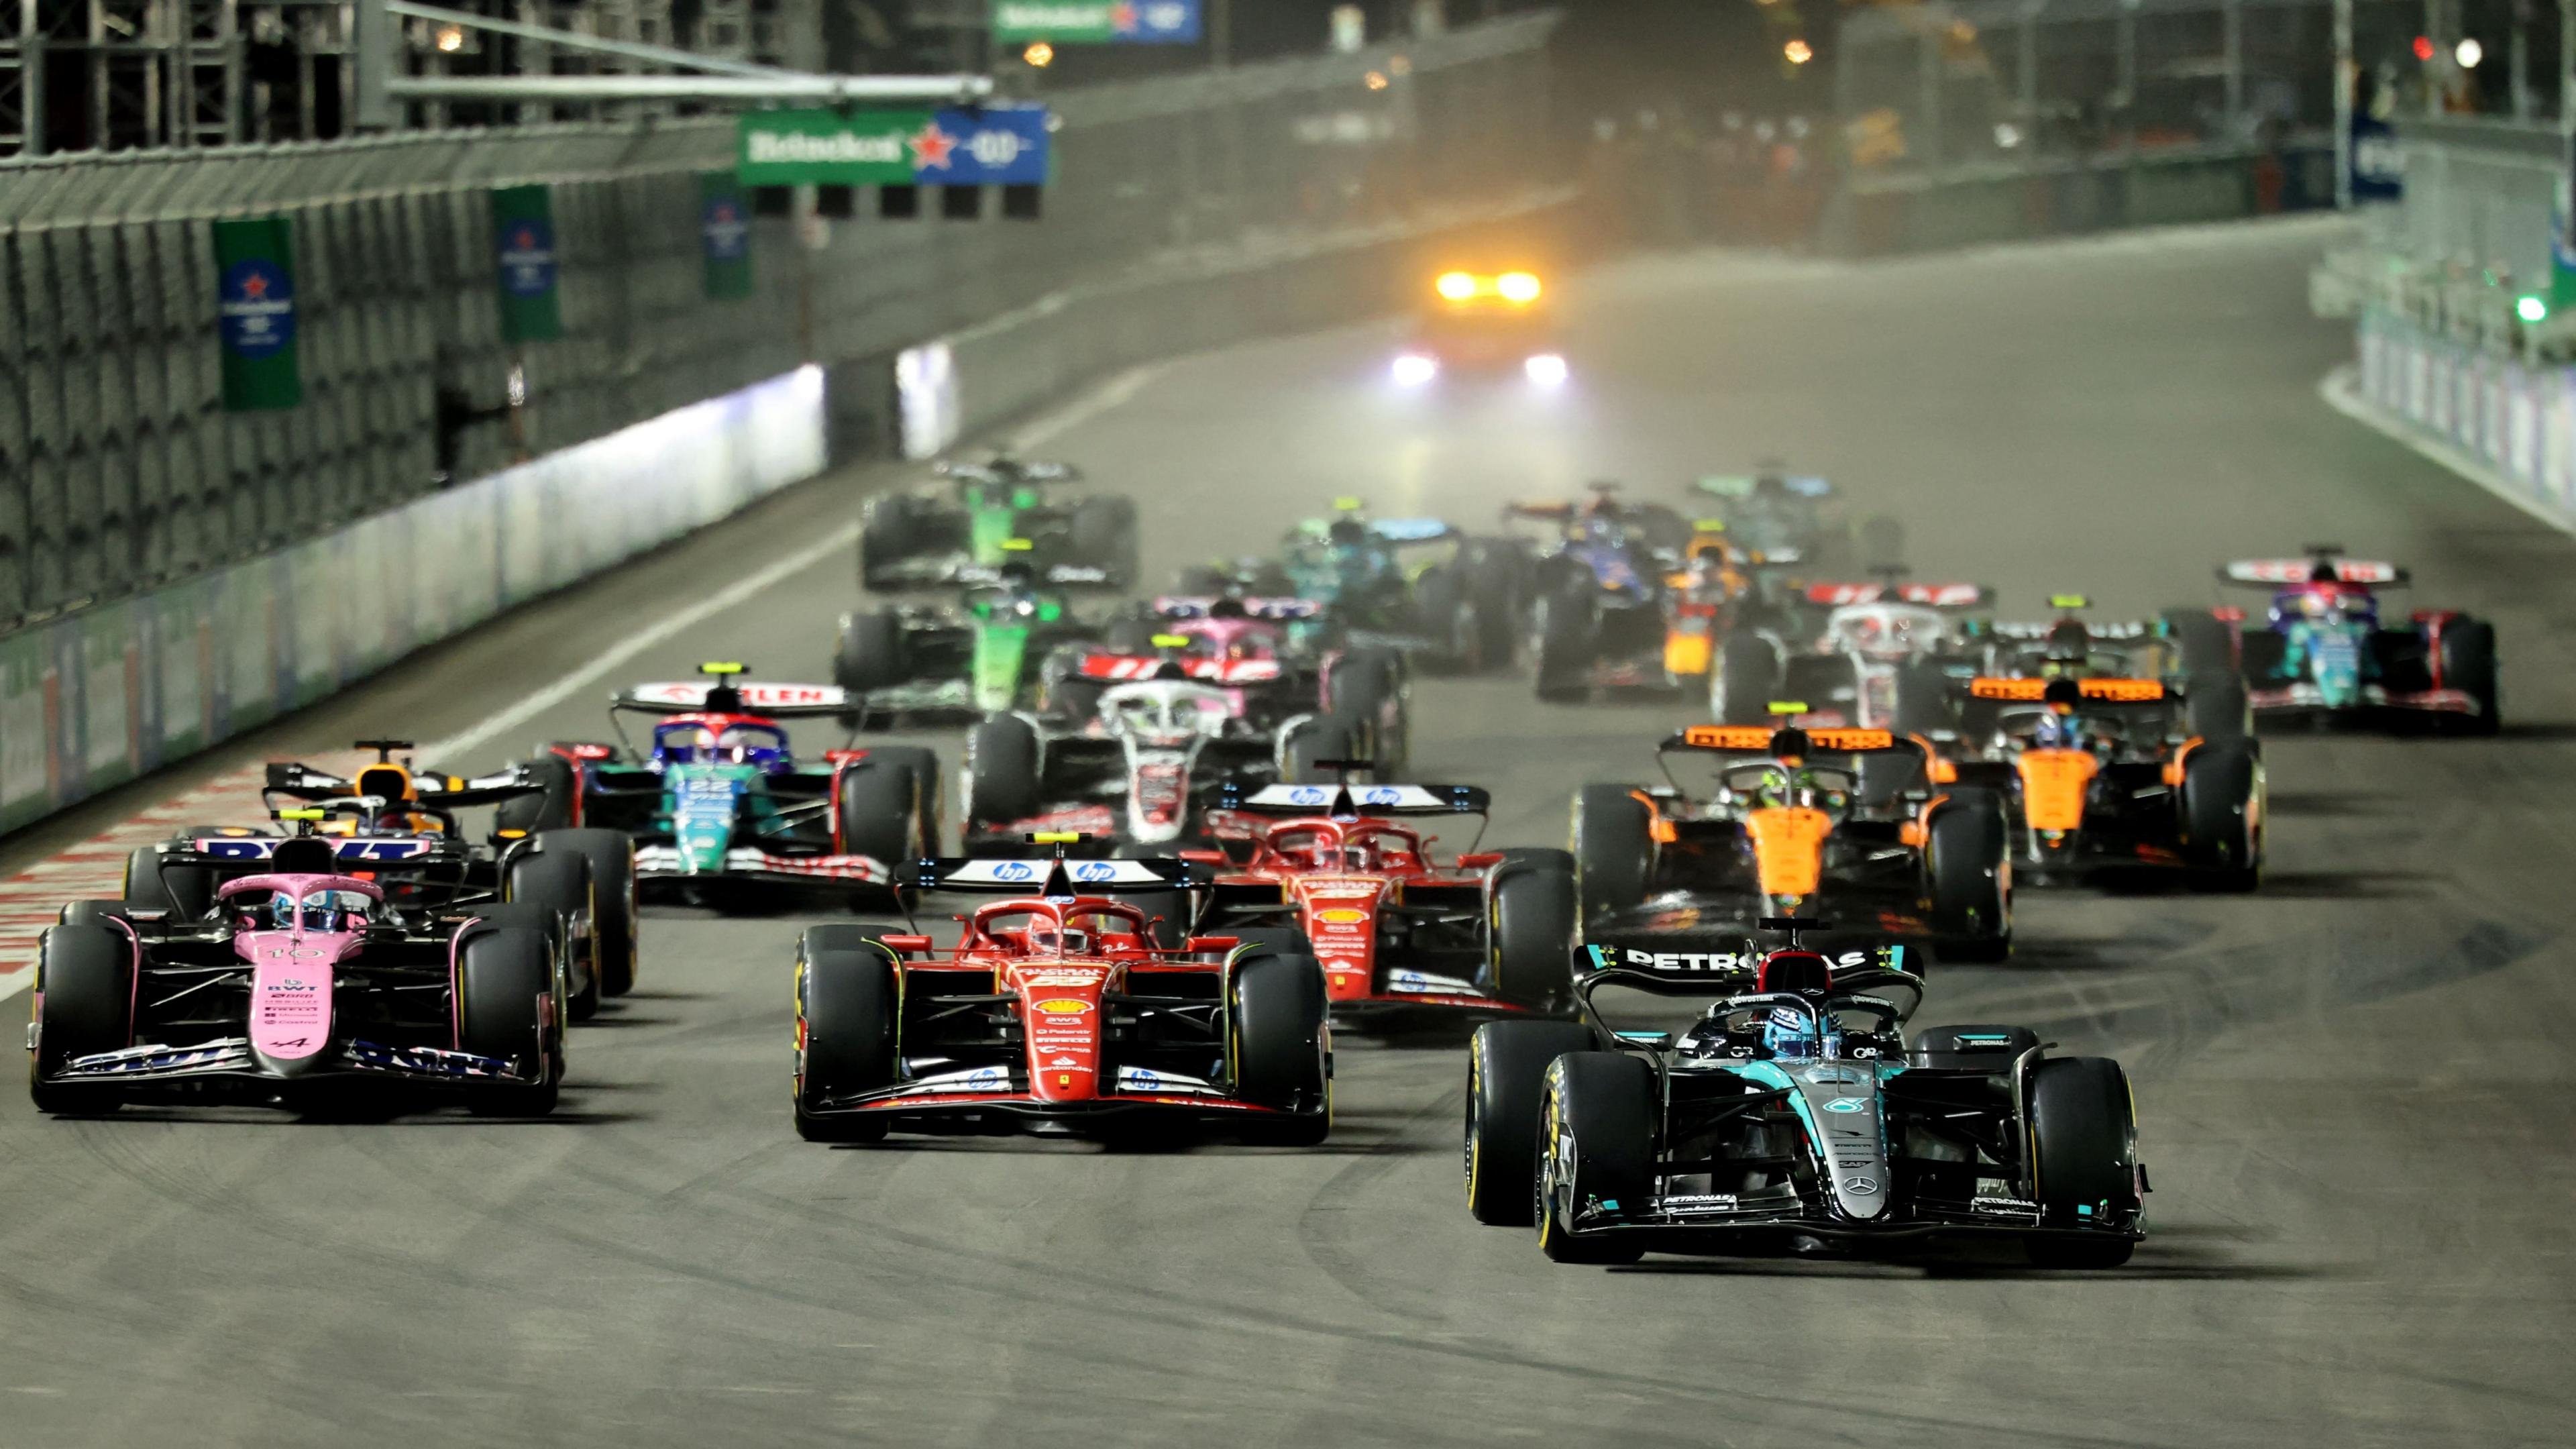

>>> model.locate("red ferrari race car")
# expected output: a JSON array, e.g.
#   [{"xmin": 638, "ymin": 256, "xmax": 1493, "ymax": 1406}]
[
  {"xmin": 1191, "ymin": 774, "xmax": 1578, "ymax": 1026},
  {"xmin": 792, "ymin": 843, "xmax": 1332, "ymax": 1146}
]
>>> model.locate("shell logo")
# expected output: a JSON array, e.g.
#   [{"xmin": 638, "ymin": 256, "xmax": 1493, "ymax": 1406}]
[
  {"xmin": 1314, "ymin": 908, "xmax": 1368, "ymax": 924},
  {"xmin": 1032, "ymin": 998, "xmax": 1091, "ymax": 1016}
]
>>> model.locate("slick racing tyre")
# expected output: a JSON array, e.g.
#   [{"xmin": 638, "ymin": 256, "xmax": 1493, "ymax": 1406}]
[
  {"xmin": 540, "ymin": 829, "xmax": 638, "ymax": 999},
  {"xmin": 1229, "ymin": 951, "xmax": 1331, "ymax": 1145},
  {"xmin": 508, "ymin": 841, "xmax": 599, "ymax": 1022},
  {"xmin": 857, "ymin": 494, "xmax": 926, "ymax": 591},
  {"xmin": 1536, "ymin": 1052, "xmax": 1653, "ymax": 1264},
  {"xmin": 1889, "ymin": 659, "xmax": 1957, "ymax": 740},
  {"xmin": 1464, "ymin": 1020, "xmax": 1596, "ymax": 1225},
  {"xmin": 835, "ymin": 608, "xmax": 908, "ymax": 695},
  {"xmin": 1466, "ymin": 539, "xmax": 1525, "ymax": 667},
  {"xmin": 1710, "ymin": 632, "xmax": 1781, "ymax": 726},
  {"xmin": 963, "ymin": 715, "xmax": 1042, "ymax": 833},
  {"xmin": 1487, "ymin": 850, "xmax": 1578, "ymax": 1010},
  {"xmin": 29, "ymin": 922, "xmax": 135, "ymax": 1114},
  {"xmin": 835, "ymin": 751, "xmax": 930, "ymax": 869},
  {"xmin": 2162, "ymin": 608, "xmax": 2237, "ymax": 682},
  {"xmin": 1412, "ymin": 565, "xmax": 1481, "ymax": 674},
  {"xmin": 2024, "ymin": 1055, "xmax": 2140, "ymax": 1269},
  {"xmin": 1532, "ymin": 586, "xmax": 1593, "ymax": 702},
  {"xmin": 1571, "ymin": 784, "xmax": 1652, "ymax": 928},
  {"xmin": 458, "ymin": 924, "xmax": 561, "ymax": 1117},
  {"xmin": 2181, "ymin": 738, "xmax": 2263, "ymax": 892},
  {"xmin": 796, "ymin": 926, "xmax": 898, "ymax": 1143},
  {"xmin": 1326, "ymin": 647, "xmax": 1407, "ymax": 775},
  {"xmin": 2186, "ymin": 673, "xmax": 2253, "ymax": 745},
  {"xmin": 1925, "ymin": 786, "xmax": 2011, "ymax": 962},
  {"xmin": 122, "ymin": 844, "xmax": 214, "ymax": 920},
  {"xmin": 1282, "ymin": 716, "xmax": 1355, "ymax": 787},
  {"xmin": 496, "ymin": 752, "xmax": 578, "ymax": 835},
  {"xmin": 2434, "ymin": 616, "xmax": 2500, "ymax": 736}
]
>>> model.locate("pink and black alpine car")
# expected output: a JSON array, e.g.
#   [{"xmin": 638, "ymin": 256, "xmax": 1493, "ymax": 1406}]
[{"xmin": 30, "ymin": 838, "xmax": 563, "ymax": 1116}]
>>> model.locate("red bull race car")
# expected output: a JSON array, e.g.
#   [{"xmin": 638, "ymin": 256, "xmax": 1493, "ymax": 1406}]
[
  {"xmin": 1191, "ymin": 774, "xmax": 1578, "ymax": 1026},
  {"xmin": 792, "ymin": 845, "xmax": 1332, "ymax": 1145}
]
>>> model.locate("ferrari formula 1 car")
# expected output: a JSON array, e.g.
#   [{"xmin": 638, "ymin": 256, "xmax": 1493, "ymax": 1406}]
[
  {"xmin": 1462, "ymin": 921, "xmax": 2145, "ymax": 1267},
  {"xmin": 1192, "ymin": 776, "xmax": 1578, "ymax": 1024},
  {"xmin": 1932, "ymin": 676, "xmax": 2264, "ymax": 889},
  {"xmin": 859, "ymin": 454, "xmax": 1137, "ymax": 591},
  {"xmin": 501, "ymin": 665, "xmax": 941, "ymax": 908},
  {"xmin": 1572, "ymin": 722, "xmax": 2013, "ymax": 961},
  {"xmin": 961, "ymin": 667, "xmax": 1349, "ymax": 851},
  {"xmin": 32, "ymin": 845, "xmax": 566, "ymax": 1116},
  {"xmin": 2169, "ymin": 549, "xmax": 2500, "ymax": 734},
  {"xmin": 834, "ymin": 563, "xmax": 1106, "ymax": 722},
  {"xmin": 791, "ymin": 848, "xmax": 1330, "ymax": 1144}
]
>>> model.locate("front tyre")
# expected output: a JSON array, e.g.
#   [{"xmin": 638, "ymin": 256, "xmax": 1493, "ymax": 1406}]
[
  {"xmin": 2023, "ymin": 1056, "xmax": 2141, "ymax": 1269},
  {"xmin": 1230, "ymin": 952, "xmax": 1331, "ymax": 1145},
  {"xmin": 1464, "ymin": 1020, "xmax": 1597, "ymax": 1224},
  {"xmin": 1925, "ymin": 786, "xmax": 2011, "ymax": 961},
  {"xmin": 1535, "ymin": 1052, "xmax": 1654, "ymax": 1264},
  {"xmin": 796, "ymin": 926, "xmax": 898, "ymax": 1143},
  {"xmin": 1571, "ymin": 784, "xmax": 1652, "ymax": 928},
  {"xmin": 458, "ymin": 924, "xmax": 561, "ymax": 1116},
  {"xmin": 2181, "ymin": 738, "xmax": 2263, "ymax": 891},
  {"xmin": 1486, "ymin": 851, "xmax": 1577, "ymax": 1010},
  {"xmin": 29, "ymin": 922, "xmax": 136, "ymax": 1114}
]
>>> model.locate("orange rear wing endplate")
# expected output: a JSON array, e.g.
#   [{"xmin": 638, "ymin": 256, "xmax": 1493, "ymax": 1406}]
[{"xmin": 1966, "ymin": 677, "xmax": 2165, "ymax": 702}]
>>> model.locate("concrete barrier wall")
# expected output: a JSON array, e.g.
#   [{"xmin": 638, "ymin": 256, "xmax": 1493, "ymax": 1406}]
[
  {"xmin": 0, "ymin": 367, "xmax": 824, "ymax": 832},
  {"xmin": 1827, "ymin": 146, "xmax": 2337, "ymax": 258},
  {"xmin": 2341, "ymin": 307, "xmax": 2576, "ymax": 523}
]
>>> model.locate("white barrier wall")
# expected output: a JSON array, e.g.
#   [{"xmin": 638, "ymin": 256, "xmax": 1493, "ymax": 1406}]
[
  {"xmin": 2353, "ymin": 309, "xmax": 2576, "ymax": 522},
  {"xmin": 0, "ymin": 366, "xmax": 825, "ymax": 832}
]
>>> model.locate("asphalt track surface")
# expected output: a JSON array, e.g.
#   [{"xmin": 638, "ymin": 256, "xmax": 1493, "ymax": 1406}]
[{"xmin": 5, "ymin": 215, "xmax": 2572, "ymax": 1449}]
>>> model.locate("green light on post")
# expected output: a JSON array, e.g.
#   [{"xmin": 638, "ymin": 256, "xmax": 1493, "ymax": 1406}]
[{"xmin": 2518, "ymin": 294, "xmax": 2550, "ymax": 324}]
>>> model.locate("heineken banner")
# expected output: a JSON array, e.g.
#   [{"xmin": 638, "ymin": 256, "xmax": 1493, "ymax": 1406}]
[
  {"xmin": 213, "ymin": 216, "xmax": 301, "ymax": 412},
  {"xmin": 700, "ymin": 172, "xmax": 755, "ymax": 301},
  {"xmin": 737, "ymin": 105, "xmax": 1053, "ymax": 188},
  {"xmin": 993, "ymin": 0, "xmax": 1200, "ymax": 43},
  {"xmin": 492, "ymin": 184, "xmax": 564, "ymax": 343}
]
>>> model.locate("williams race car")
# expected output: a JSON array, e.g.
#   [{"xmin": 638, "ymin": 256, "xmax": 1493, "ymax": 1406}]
[
  {"xmin": 1462, "ymin": 921, "xmax": 2145, "ymax": 1267},
  {"xmin": 1192, "ymin": 775, "xmax": 1578, "ymax": 1024},
  {"xmin": 2169, "ymin": 549, "xmax": 2500, "ymax": 733},
  {"xmin": 32, "ymin": 848, "xmax": 565, "ymax": 1116},
  {"xmin": 501, "ymin": 664, "xmax": 941, "ymax": 909},
  {"xmin": 1573, "ymin": 722, "xmax": 2013, "ymax": 961},
  {"xmin": 792, "ymin": 847, "xmax": 1330, "ymax": 1144},
  {"xmin": 858, "ymin": 454, "xmax": 1137, "ymax": 592}
]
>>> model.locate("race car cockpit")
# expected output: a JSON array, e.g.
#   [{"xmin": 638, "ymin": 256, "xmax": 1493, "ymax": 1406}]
[{"xmin": 651, "ymin": 717, "xmax": 791, "ymax": 768}]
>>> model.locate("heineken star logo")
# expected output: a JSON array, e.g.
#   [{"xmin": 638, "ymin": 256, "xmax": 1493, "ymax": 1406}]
[
  {"xmin": 910, "ymin": 122, "xmax": 957, "ymax": 170},
  {"xmin": 240, "ymin": 272, "xmax": 269, "ymax": 299},
  {"xmin": 1110, "ymin": 1, "xmax": 1138, "ymax": 31}
]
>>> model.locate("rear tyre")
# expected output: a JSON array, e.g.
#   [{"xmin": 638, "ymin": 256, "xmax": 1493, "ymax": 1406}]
[
  {"xmin": 1464, "ymin": 1020, "xmax": 1598, "ymax": 1225},
  {"xmin": 29, "ymin": 922, "xmax": 134, "ymax": 1114},
  {"xmin": 1890, "ymin": 659, "xmax": 1957, "ymax": 739},
  {"xmin": 543, "ymin": 829, "xmax": 637, "ymax": 998},
  {"xmin": 963, "ymin": 714, "xmax": 1042, "ymax": 833},
  {"xmin": 1230, "ymin": 952, "xmax": 1331, "ymax": 1144},
  {"xmin": 1925, "ymin": 787, "xmax": 2011, "ymax": 961},
  {"xmin": 1466, "ymin": 540, "xmax": 1524, "ymax": 667},
  {"xmin": 1571, "ymin": 784, "xmax": 1652, "ymax": 928},
  {"xmin": 1487, "ymin": 851, "xmax": 1577, "ymax": 1010},
  {"xmin": 1412, "ymin": 566, "xmax": 1480, "ymax": 673},
  {"xmin": 1281, "ymin": 716, "xmax": 1354, "ymax": 786},
  {"xmin": 507, "ymin": 843, "xmax": 598, "ymax": 1022},
  {"xmin": 2024, "ymin": 1056, "xmax": 2140, "ymax": 1269},
  {"xmin": 2435, "ymin": 617, "xmax": 2501, "ymax": 736},
  {"xmin": 2181, "ymin": 738, "xmax": 2263, "ymax": 891},
  {"xmin": 1326, "ymin": 647, "xmax": 1407, "ymax": 775},
  {"xmin": 2163, "ymin": 608, "xmax": 2236, "ymax": 680},
  {"xmin": 835, "ymin": 755, "xmax": 925, "ymax": 869},
  {"xmin": 796, "ymin": 930, "xmax": 898, "ymax": 1142},
  {"xmin": 858, "ymin": 494, "xmax": 924, "ymax": 591},
  {"xmin": 458, "ymin": 925, "xmax": 561, "ymax": 1116},
  {"xmin": 1536, "ymin": 1052, "xmax": 1654, "ymax": 1264},
  {"xmin": 1532, "ymin": 586, "xmax": 1593, "ymax": 702},
  {"xmin": 496, "ymin": 753, "xmax": 578, "ymax": 835},
  {"xmin": 2185, "ymin": 673, "xmax": 2252, "ymax": 745},
  {"xmin": 835, "ymin": 608, "xmax": 909, "ymax": 695},
  {"xmin": 1710, "ymin": 632, "xmax": 1781, "ymax": 726}
]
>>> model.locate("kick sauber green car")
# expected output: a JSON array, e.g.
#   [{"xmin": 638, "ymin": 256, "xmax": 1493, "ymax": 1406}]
[
  {"xmin": 858, "ymin": 455, "xmax": 1138, "ymax": 591},
  {"xmin": 834, "ymin": 564, "xmax": 1108, "ymax": 722}
]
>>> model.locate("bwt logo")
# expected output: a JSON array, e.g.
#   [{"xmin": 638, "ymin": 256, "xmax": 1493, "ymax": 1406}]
[
  {"xmin": 992, "ymin": 861, "xmax": 1034, "ymax": 881},
  {"xmin": 967, "ymin": 131, "xmax": 1024, "ymax": 167},
  {"xmin": 1073, "ymin": 862, "xmax": 1117, "ymax": 882}
]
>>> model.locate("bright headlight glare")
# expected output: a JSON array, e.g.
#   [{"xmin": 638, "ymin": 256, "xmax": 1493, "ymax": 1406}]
[
  {"xmin": 1392, "ymin": 353, "xmax": 1438, "ymax": 386},
  {"xmin": 1435, "ymin": 272, "xmax": 1478, "ymax": 301},
  {"xmin": 1525, "ymin": 354, "xmax": 1569, "ymax": 386},
  {"xmin": 1497, "ymin": 272, "xmax": 1542, "ymax": 303}
]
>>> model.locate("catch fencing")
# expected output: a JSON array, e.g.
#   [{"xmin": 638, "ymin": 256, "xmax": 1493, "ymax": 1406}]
[{"xmin": 0, "ymin": 11, "xmax": 1559, "ymax": 634}]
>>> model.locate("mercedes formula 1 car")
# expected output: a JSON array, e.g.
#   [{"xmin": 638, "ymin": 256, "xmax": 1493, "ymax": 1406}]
[
  {"xmin": 502, "ymin": 665, "xmax": 941, "ymax": 908},
  {"xmin": 792, "ymin": 848, "xmax": 1330, "ymax": 1144},
  {"xmin": 1573, "ymin": 722, "xmax": 2012, "ymax": 961},
  {"xmin": 1931, "ymin": 676, "xmax": 2264, "ymax": 889},
  {"xmin": 1462, "ymin": 921, "xmax": 2145, "ymax": 1267},
  {"xmin": 859, "ymin": 454, "xmax": 1137, "ymax": 591},
  {"xmin": 834, "ymin": 564, "xmax": 1106, "ymax": 722},
  {"xmin": 2170, "ymin": 549, "xmax": 2499, "ymax": 733},
  {"xmin": 1192, "ymin": 775, "xmax": 1578, "ymax": 1025},
  {"xmin": 32, "ymin": 845, "xmax": 565, "ymax": 1116}
]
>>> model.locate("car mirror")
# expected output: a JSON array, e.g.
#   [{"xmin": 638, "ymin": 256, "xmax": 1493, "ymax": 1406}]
[
  {"xmin": 1613, "ymin": 1030, "xmax": 1674, "ymax": 1050},
  {"xmin": 873, "ymin": 934, "xmax": 934, "ymax": 955},
  {"xmin": 1455, "ymin": 851, "xmax": 1505, "ymax": 869}
]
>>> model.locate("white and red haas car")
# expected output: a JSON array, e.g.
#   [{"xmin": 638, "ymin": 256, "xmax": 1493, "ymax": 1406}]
[
  {"xmin": 793, "ymin": 845, "xmax": 1332, "ymax": 1145},
  {"xmin": 1192, "ymin": 776, "xmax": 1579, "ymax": 1026}
]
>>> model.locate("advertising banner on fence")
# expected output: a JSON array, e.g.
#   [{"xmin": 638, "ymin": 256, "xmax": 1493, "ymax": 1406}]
[
  {"xmin": 993, "ymin": 1, "xmax": 1199, "ymax": 43},
  {"xmin": 213, "ymin": 216, "xmax": 302, "ymax": 412},
  {"xmin": 738, "ymin": 106, "xmax": 1052, "ymax": 186},
  {"xmin": 493, "ymin": 184, "xmax": 565, "ymax": 343},
  {"xmin": 700, "ymin": 172, "xmax": 755, "ymax": 300}
]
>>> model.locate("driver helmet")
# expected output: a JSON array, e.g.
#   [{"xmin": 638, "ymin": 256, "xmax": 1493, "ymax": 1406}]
[
  {"xmin": 270, "ymin": 888, "xmax": 366, "ymax": 932},
  {"xmin": 1763, "ymin": 1004, "xmax": 1829, "ymax": 1059},
  {"xmin": 1026, "ymin": 924, "xmax": 1091, "ymax": 956},
  {"xmin": 2030, "ymin": 677, "xmax": 2086, "ymax": 749}
]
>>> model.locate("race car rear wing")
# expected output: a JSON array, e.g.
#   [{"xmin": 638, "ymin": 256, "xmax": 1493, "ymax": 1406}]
[
  {"xmin": 1150, "ymin": 596, "xmax": 1325, "ymax": 621},
  {"xmin": 1216, "ymin": 782, "xmax": 1492, "ymax": 816},
  {"xmin": 1803, "ymin": 581, "xmax": 1993, "ymax": 608},
  {"xmin": 1694, "ymin": 474, "xmax": 1833, "ymax": 499},
  {"xmin": 264, "ymin": 760, "xmax": 544, "ymax": 808},
  {"xmin": 612, "ymin": 682, "xmax": 858, "ymax": 716},
  {"xmin": 1573, "ymin": 941, "xmax": 1925, "ymax": 1001},
  {"xmin": 2220, "ymin": 557, "xmax": 2408, "ymax": 586},
  {"xmin": 899, "ymin": 856, "xmax": 1210, "ymax": 896},
  {"xmin": 1984, "ymin": 619, "xmax": 2155, "ymax": 641},
  {"xmin": 1660, "ymin": 724, "xmax": 1928, "ymax": 758},
  {"xmin": 1966, "ymin": 677, "xmax": 2167, "ymax": 703}
]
